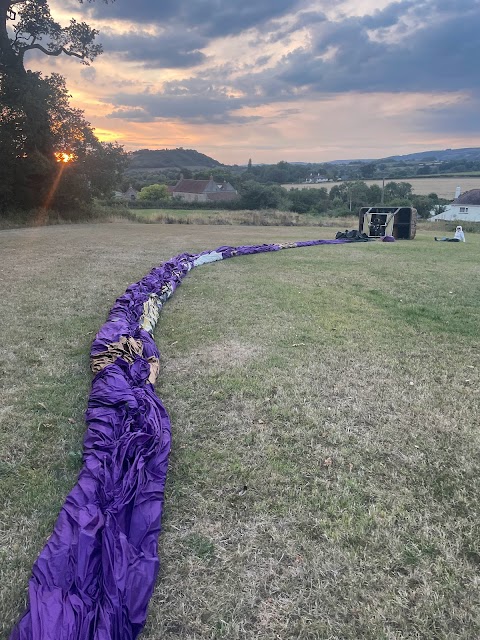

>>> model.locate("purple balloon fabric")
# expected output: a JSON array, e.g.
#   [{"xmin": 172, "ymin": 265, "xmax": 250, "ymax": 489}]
[{"xmin": 10, "ymin": 238, "xmax": 349, "ymax": 640}]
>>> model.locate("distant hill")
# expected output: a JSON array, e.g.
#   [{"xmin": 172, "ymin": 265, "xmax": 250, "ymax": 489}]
[
  {"xmin": 330, "ymin": 148, "xmax": 480, "ymax": 164},
  {"xmin": 128, "ymin": 146, "xmax": 480, "ymax": 170},
  {"xmin": 129, "ymin": 148, "xmax": 222, "ymax": 169},
  {"xmin": 381, "ymin": 148, "xmax": 480, "ymax": 162},
  {"xmin": 329, "ymin": 158, "xmax": 374, "ymax": 165}
]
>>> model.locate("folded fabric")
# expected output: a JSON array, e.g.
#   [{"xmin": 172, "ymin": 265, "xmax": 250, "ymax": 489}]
[{"xmin": 11, "ymin": 237, "xmax": 352, "ymax": 640}]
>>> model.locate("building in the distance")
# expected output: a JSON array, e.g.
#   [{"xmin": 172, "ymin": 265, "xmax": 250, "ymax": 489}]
[
  {"xmin": 171, "ymin": 176, "xmax": 238, "ymax": 202},
  {"xmin": 431, "ymin": 188, "xmax": 480, "ymax": 223},
  {"xmin": 113, "ymin": 186, "xmax": 139, "ymax": 201},
  {"xmin": 305, "ymin": 173, "xmax": 329, "ymax": 183}
]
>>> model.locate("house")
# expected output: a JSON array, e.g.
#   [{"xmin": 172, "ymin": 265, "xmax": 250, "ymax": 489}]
[
  {"xmin": 305, "ymin": 173, "xmax": 329, "ymax": 184},
  {"xmin": 123, "ymin": 186, "xmax": 139, "ymax": 201},
  {"xmin": 430, "ymin": 188, "xmax": 480, "ymax": 222},
  {"xmin": 113, "ymin": 186, "xmax": 139, "ymax": 201},
  {"xmin": 171, "ymin": 176, "xmax": 238, "ymax": 202}
]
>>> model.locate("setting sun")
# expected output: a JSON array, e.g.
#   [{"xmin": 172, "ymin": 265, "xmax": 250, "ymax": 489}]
[{"xmin": 54, "ymin": 152, "xmax": 74, "ymax": 163}]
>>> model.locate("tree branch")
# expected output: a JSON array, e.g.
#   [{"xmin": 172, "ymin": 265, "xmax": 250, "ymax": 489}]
[{"xmin": 21, "ymin": 42, "xmax": 87, "ymax": 60}]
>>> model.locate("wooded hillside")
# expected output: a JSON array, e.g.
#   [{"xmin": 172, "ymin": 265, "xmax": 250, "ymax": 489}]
[{"xmin": 129, "ymin": 148, "xmax": 222, "ymax": 169}]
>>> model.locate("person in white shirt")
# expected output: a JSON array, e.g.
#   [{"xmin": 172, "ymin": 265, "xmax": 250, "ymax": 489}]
[{"xmin": 435, "ymin": 225, "xmax": 466, "ymax": 242}]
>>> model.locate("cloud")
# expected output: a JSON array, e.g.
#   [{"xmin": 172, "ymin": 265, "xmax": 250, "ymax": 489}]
[
  {"xmin": 98, "ymin": 0, "xmax": 480, "ymax": 123},
  {"xmin": 80, "ymin": 66, "xmax": 97, "ymax": 82},
  {"xmin": 83, "ymin": 0, "xmax": 304, "ymax": 37},
  {"xmin": 107, "ymin": 107, "xmax": 152, "ymax": 122},
  {"xmin": 273, "ymin": 0, "xmax": 480, "ymax": 95},
  {"xmin": 46, "ymin": 0, "xmax": 480, "ymax": 158},
  {"xmin": 108, "ymin": 80, "xmax": 251, "ymax": 123},
  {"xmin": 100, "ymin": 27, "xmax": 207, "ymax": 68},
  {"xmin": 415, "ymin": 94, "xmax": 480, "ymax": 135}
]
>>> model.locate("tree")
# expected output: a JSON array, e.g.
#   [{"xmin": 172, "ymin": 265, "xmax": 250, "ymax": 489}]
[
  {"xmin": 239, "ymin": 180, "xmax": 287, "ymax": 210},
  {"xmin": 347, "ymin": 181, "xmax": 371, "ymax": 210},
  {"xmin": 0, "ymin": 1, "xmax": 121, "ymax": 211},
  {"xmin": 384, "ymin": 181, "xmax": 413, "ymax": 201},
  {"xmin": 368, "ymin": 184, "xmax": 382, "ymax": 204},
  {"xmin": 0, "ymin": 69, "xmax": 127, "ymax": 211},
  {"xmin": 329, "ymin": 183, "xmax": 349, "ymax": 203},
  {"xmin": 417, "ymin": 165, "xmax": 431, "ymax": 175},
  {"xmin": 359, "ymin": 163, "xmax": 376, "ymax": 179},
  {"xmin": 287, "ymin": 187, "xmax": 328, "ymax": 214},
  {"xmin": 1, "ymin": 1, "xmax": 110, "ymax": 68},
  {"xmin": 329, "ymin": 181, "xmax": 382, "ymax": 211},
  {"xmin": 410, "ymin": 194, "xmax": 445, "ymax": 219},
  {"xmin": 138, "ymin": 184, "xmax": 170, "ymax": 202},
  {"xmin": 0, "ymin": 1, "xmax": 111, "ymax": 154}
]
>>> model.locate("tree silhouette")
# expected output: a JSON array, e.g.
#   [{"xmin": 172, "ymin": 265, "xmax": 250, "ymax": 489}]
[
  {"xmin": 0, "ymin": 1, "xmax": 121, "ymax": 211},
  {"xmin": 1, "ymin": 1, "xmax": 112, "ymax": 154}
]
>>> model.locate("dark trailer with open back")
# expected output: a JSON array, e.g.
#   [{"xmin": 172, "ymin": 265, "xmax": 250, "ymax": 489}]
[{"xmin": 359, "ymin": 206, "xmax": 417, "ymax": 239}]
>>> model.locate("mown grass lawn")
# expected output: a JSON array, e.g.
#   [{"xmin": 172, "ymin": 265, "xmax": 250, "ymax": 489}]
[{"xmin": 0, "ymin": 224, "xmax": 479, "ymax": 639}]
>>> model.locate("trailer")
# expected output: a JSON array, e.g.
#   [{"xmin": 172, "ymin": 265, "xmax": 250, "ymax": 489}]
[{"xmin": 358, "ymin": 206, "xmax": 417, "ymax": 239}]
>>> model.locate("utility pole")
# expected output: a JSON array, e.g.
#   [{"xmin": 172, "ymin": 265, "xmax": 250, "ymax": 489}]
[{"xmin": 381, "ymin": 176, "xmax": 385, "ymax": 204}]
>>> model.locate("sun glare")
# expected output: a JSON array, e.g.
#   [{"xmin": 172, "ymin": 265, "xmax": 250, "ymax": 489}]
[{"xmin": 54, "ymin": 152, "xmax": 74, "ymax": 163}]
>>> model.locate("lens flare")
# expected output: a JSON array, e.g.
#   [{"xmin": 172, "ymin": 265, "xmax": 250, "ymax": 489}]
[
  {"xmin": 44, "ymin": 153, "xmax": 74, "ymax": 209},
  {"xmin": 54, "ymin": 152, "xmax": 74, "ymax": 163}
]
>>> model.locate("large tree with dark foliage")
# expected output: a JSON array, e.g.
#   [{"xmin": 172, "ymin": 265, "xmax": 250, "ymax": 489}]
[
  {"xmin": 0, "ymin": 0, "xmax": 122, "ymax": 212},
  {"xmin": 0, "ymin": 0, "xmax": 109, "ymax": 154}
]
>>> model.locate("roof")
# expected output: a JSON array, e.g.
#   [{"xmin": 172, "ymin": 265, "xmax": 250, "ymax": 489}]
[
  {"xmin": 172, "ymin": 178, "xmax": 214, "ymax": 194},
  {"xmin": 453, "ymin": 189, "xmax": 480, "ymax": 205},
  {"xmin": 218, "ymin": 182, "xmax": 237, "ymax": 192}
]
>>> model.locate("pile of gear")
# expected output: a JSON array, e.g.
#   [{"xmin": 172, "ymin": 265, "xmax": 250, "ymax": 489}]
[{"xmin": 335, "ymin": 229, "xmax": 370, "ymax": 242}]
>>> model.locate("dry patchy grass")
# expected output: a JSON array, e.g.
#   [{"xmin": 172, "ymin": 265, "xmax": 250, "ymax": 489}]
[
  {"xmin": 1, "ymin": 224, "xmax": 479, "ymax": 639},
  {"xmin": 129, "ymin": 209, "xmax": 329, "ymax": 227}
]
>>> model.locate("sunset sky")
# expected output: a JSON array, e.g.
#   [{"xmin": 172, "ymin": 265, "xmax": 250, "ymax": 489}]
[{"xmin": 24, "ymin": 0, "xmax": 480, "ymax": 165}]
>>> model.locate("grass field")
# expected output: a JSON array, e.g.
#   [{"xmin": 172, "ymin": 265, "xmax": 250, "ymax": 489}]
[
  {"xmin": 285, "ymin": 177, "xmax": 480, "ymax": 199},
  {"xmin": 1, "ymin": 223, "xmax": 479, "ymax": 639}
]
